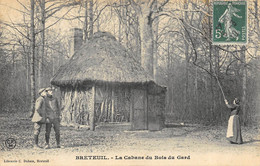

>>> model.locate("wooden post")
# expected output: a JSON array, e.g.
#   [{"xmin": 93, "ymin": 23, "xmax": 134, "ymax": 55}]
[
  {"xmin": 130, "ymin": 89, "xmax": 134, "ymax": 130},
  {"xmin": 144, "ymin": 88, "xmax": 148, "ymax": 130},
  {"xmin": 89, "ymin": 85, "xmax": 96, "ymax": 131},
  {"xmin": 111, "ymin": 87, "xmax": 115, "ymax": 122}
]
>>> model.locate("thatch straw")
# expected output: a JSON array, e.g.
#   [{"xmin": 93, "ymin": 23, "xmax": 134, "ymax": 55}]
[{"xmin": 51, "ymin": 31, "xmax": 155, "ymax": 87}]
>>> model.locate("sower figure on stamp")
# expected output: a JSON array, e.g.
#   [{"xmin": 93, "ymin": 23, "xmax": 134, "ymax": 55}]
[
  {"xmin": 44, "ymin": 87, "xmax": 62, "ymax": 149},
  {"xmin": 225, "ymin": 98, "xmax": 243, "ymax": 144},
  {"xmin": 218, "ymin": 3, "xmax": 242, "ymax": 41},
  {"xmin": 31, "ymin": 88, "xmax": 47, "ymax": 149}
]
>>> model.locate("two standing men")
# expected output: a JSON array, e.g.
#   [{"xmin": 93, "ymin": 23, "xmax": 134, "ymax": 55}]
[{"xmin": 31, "ymin": 87, "xmax": 61, "ymax": 149}]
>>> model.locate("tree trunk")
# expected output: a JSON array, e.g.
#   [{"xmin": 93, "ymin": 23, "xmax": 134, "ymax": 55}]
[
  {"xmin": 153, "ymin": 0, "xmax": 158, "ymax": 81},
  {"xmin": 26, "ymin": 51, "xmax": 30, "ymax": 98},
  {"xmin": 166, "ymin": 40, "xmax": 171, "ymax": 113},
  {"xmin": 255, "ymin": 0, "xmax": 260, "ymax": 35},
  {"xmin": 118, "ymin": 0, "xmax": 122, "ymax": 43},
  {"xmin": 194, "ymin": 66, "xmax": 199, "ymax": 118},
  {"xmin": 207, "ymin": 0, "xmax": 214, "ymax": 120},
  {"xmin": 12, "ymin": 46, "xmax": 16, "ymax": 76},
  {"xmin": 254, "ymin": 0, "xmax": 260, "ymax": 57},
  {"xmin": 241, "ymin": 46, "xmax": 247, "ymax": 125},
  {"xmin": 30, "ymin": 0, "xmax": 36, "ymax": 116},
  {"xmin": 83, "ymin": 0, "xmax": 88, "ymax": 42},
  {"xmin": 139, "ymin": 6, "xmax": 154, "ymax": 77},
  {"xmin": 89, "ymin": 0, "xmax": 94, "ymax": 38},
  {"xmin": 38, "ymin": 0, "xmax": 45, "ymax": 88},
  {"xmin": 254, "ymin": 0, "xmax": 260, "ymax": 124},
  {"xmin": 11, "ymin": 47, "xmax": 16, "ymax": 105},
  {"xmin": 214, "ymin": 46, "xmax": 220, "ymax": 120},
  {"xmin": 183, "ymin": 0, "xmax": 189, "ymax": 119}
]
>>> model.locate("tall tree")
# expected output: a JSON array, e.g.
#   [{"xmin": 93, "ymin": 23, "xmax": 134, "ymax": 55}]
[
  {"xmin": 207, "ymin": 0, "xmax": 215, "ymax": 119},
  {"xmin": 89, "ymin": 0, "xmax": 94, "ymax": 38},
  {"xmin": 38, "ymin": 0, "xmax": 45, "ymax": 88},
  {"xmin": 30, "ymin": 0, "xmax": 36, "ymax": 117},
  {"xmin": 241, "ymin": 46, "xmax": 247, "ymax": 125},
  {"xmin": 183, "ymin": 0, "xmax": 190, "ymax": 118},
  {"xmin": 83, "ymin": 0, "xmax": 88, "ymax": 41},
  {"xmin": 130, "ymin": 0, "xmax": 169, "ymax": 77},
  {"xmin": 153, "ymin": 0, "xmax": 159, "ymax": 81},
  {"xmin": 254, "ymin": 0, "xmax": 260, "ymax": 57}
]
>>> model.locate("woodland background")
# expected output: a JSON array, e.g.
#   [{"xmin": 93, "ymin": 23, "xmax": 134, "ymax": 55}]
[{"xmin": 0, "ymin": 0, "xmax": 259, "ymax": 125}]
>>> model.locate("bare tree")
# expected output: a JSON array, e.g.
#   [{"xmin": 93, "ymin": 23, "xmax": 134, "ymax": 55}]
[
  {"xmin": 130, "ymin": 0, "xmax": 169, "ymax": 77},
  {"xmin": 240, "ymin": 46, "xmax": 247, "ymax": 125},
  {"xmin": 29, "ymin": 0, "xmax": 36, "ymax": 117},
  {"xmin": 89, "ymin": 0, "xmax": 94, "ymax": 38},
  {"xmin": 38, "ymin": 0, "xmax": 45, "ymax": 88},
  {"xmin": 83, "ymin": 0, "xmax": 88, "ymax": 41}
]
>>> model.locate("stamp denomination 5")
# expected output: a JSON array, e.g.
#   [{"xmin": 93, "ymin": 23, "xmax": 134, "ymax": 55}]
[{"xmin": 213, "ymin": 1, "xmax": 247, "ymax": 45}]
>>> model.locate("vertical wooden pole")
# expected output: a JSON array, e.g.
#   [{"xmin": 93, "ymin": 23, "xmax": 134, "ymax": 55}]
[
  {"xmin": 111, "ymin": 87, "xmax": 115, "ymax": 122},
  {"xmin": 130, "ymin": 89, "xmax": 134, "ymax": 130},
  {"xmin": 90, "ymin": 85, "xmax": 96, "ymax": 131},
  {"xmin": 144, "ymin": 89, "xmax": 148, "ymax": 130}
]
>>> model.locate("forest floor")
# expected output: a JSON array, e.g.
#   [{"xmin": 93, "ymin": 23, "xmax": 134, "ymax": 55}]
[{"xmin": 0, "ymin": 110, "xmax": 260, "ymax": 166}]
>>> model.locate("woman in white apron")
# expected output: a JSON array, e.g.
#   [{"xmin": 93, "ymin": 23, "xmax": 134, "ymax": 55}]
[{"xmin": 224, "ymin": 98, "xmax": 243, "ymax": 144}]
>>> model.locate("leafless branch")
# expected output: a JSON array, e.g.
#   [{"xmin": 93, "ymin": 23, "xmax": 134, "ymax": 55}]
[
  {"xmin": 16, "ymin": 0, "xmax": 29, "ymax": 12},
  {"xmin": 1, "ymin": 22, "xmax": 30, "ymax": 41},
  {"xmin": 36, "ymin": 6, "xmax": 75, "ymax": 35},
  {"xmin": 0, "ymin": 3, "xmax": 29, "ymax": 16}
]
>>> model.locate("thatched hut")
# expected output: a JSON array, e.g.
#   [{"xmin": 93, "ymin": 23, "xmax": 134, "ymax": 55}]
[{"xmin": 51, "ymin": 31, "xmax": 166, "ymax": 131}]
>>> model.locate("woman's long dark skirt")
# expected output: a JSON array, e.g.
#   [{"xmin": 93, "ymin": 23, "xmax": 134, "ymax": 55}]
[{"xmin": 226, "ymin": 115, "xmax": 243, "ymax": 144}]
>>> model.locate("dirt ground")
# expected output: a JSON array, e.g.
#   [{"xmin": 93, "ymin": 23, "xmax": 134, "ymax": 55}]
[{"xmin": 0, "ymin": 111, "xmax": 260, "ymax": 166}]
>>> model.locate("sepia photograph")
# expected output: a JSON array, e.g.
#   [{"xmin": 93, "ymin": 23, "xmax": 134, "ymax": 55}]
[{"xmin": 0, "ymin": 0, "xmax": 259, "ymax": 165}]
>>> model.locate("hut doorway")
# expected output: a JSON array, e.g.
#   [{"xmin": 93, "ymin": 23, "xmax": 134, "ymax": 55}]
[
  {"xmin": 131, "ymin": 89, "xmax": 147, "ymax": 130},
  {"xmin": 147, "ymin": 94, "xmax": 164, "ymax": 130}
]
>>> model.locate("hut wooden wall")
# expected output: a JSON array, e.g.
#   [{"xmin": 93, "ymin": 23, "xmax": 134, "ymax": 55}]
[
  {"xmin": 60, "ymin": 86, "xmax": 92, "ymax": 126},
  {"xmin": 58, "ymin": 83, "xmax": 166, "ymax": 131}
]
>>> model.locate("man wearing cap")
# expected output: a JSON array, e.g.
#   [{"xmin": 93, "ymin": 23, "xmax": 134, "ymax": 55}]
[
  {"xmin": 31, "ymin": 88, "xmax": 47, "ymax": 149},
  {"xmin": 44, "ymin": 87, "xmax": 61, "ymax": 149}
]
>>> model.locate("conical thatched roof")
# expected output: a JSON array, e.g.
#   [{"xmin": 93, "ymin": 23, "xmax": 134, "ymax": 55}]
[{"xmin": 51, "ymin": 31, "xmax": 155, "ymax": 87}]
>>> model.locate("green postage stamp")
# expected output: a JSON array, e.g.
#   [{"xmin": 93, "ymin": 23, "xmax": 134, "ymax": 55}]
[{"xmin": 213, "ymin": 1, "xmax": 247, "ymax": 45}]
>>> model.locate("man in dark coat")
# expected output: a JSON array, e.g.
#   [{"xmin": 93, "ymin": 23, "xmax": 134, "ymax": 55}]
[{"xmin": 44, "ymin": 87, "xmax": 61, "ymax": 149}]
